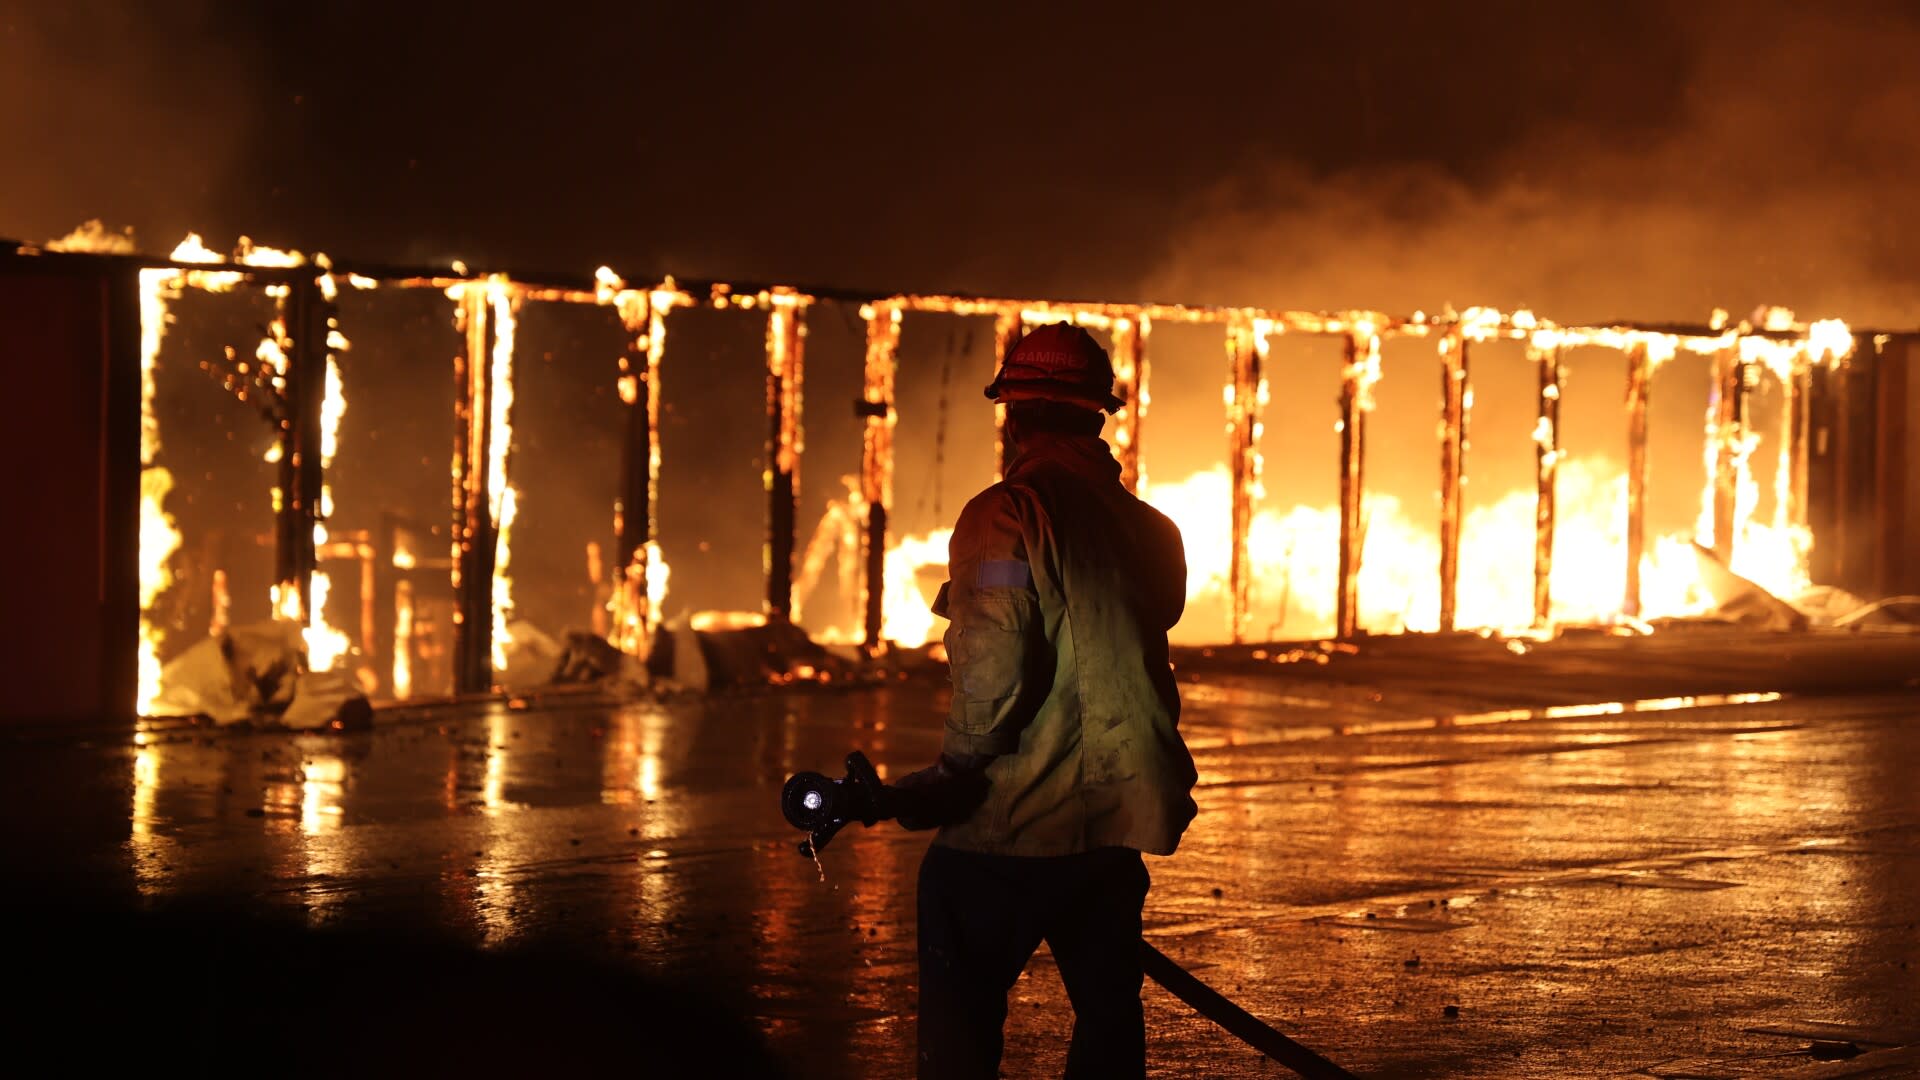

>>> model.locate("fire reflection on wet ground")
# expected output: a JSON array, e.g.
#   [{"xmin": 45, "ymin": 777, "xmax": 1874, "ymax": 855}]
[{"xmin": 39, "ymin": 638, "xmax": 1920, "ymax": 1076}]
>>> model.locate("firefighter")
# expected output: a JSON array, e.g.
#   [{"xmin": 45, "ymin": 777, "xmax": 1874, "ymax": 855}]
[{"xmin": 895, "ymin": 322, "xmax": 1197, "ymax": 1080}]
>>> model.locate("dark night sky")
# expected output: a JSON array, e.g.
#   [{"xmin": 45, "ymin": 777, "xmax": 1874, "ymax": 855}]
[{"xmin": 10, "ymin": 1, "xmax": 1917, "ymax": 323}]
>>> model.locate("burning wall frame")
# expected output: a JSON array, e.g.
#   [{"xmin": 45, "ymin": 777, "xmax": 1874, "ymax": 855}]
[
  {"xmin": 1, "ymin": 240, "xmax": 1913, "ymax": 723},
  {"xmin": 867, "ymin": 301, "xmax": 1884, "ymax": 645}
]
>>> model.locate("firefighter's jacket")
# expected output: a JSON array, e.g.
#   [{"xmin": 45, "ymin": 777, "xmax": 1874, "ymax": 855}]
[{"xmin": 932, "ymin": 431, "xmax": 1197, "ymax": 857}]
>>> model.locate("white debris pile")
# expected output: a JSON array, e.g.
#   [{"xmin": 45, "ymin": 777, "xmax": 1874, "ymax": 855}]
[
  {"xmin": 151, "ymin": 620, "xmax": 370, "ymax": 729},
  {"xmin": 497, "ymin": 617, "xmax": 564, "ymax": 694},
  {"xmin": 550, "ymin": 631, "xmax": 650, "ymax": 689},
  {"xmin": 1688, "ymin": 545, "xmax": 1920, "ymax": 632}
]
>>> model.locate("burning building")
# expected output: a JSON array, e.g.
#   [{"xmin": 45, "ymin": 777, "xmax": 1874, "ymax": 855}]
[{"xmin": 1, "ymin": 230, "xmax": 1915, "ymax": 725}]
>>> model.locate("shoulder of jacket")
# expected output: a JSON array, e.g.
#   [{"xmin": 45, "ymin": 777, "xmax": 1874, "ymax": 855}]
[
  {"xmin": 962, "ymin": 480, "xmax": 1038, "ymax": 515},
  {"xmin": 1138, "ymin": 496, "xmax": 1180, "ymax": 532}
]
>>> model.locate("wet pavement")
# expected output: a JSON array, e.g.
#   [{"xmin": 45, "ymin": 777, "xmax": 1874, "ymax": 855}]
[{"xmin": 4, "ymin": 630, "xmax": 1919, "ymax": 1078}]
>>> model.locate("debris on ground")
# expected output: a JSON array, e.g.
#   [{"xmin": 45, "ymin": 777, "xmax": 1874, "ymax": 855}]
[
  {"xmin": 153, "ymin": 620, "xmax": 302, "ymax": 722},
  {"xmin": 498, "ymin": 618, "xmax": 563, "ymax": 693},
  {"xmin": 1689, "ymin": 543, "xmax": 1808, "ymax": 630},
  {"xmin": 153, "ymin": 620, "xmax": 366, "ymax": 729},
  {"xmin": 1820, "ymin": 593, "xmax": 1920, "ymax": 630},
  {"xmin": 646, "ymin": 613, "xmax": 856, "ymax": 692},
  {"xmin": 281, "ymin": 669, "xmax": 372, "ymax": 731},
  {"xmin": 550, "ymin": 631, "xmax": 649, "ymax": 689}
]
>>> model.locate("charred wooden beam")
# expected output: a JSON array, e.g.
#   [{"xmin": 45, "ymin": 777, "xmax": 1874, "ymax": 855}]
[
  {"xmin": 1227, "ymin": 329, "xmax": 1250, "ymax": 643},
  {"xmin": 1225, "ymin": 317, "xmax": 1264, "ymax": 644},
  {"xmin": 1838, "ymin": 348, "xmax": 1878, "ymax": 592},
  {"xmin": 859, "ymin": 302, "xmax": 902, "ymax": 654},
  {"xmin": 1437, "ymin": 333, "xmax": 1469, "ymax": 632},
  {"xmin": 1530, "ymin": 342, "xmax": 1563, "ymax": 628},
  {"xmin": 1786, "ymin": 359, "xmax": 1811, "ymax": 540},
  {"xmin": 271, "ymin": 280, "xmax": 333, "ymax": 633},
  {"xmin": 1874, "ymin": 336, "xmax": 1909, "ymax": 596},
  {"xmin": 613, "ymin": 311, "xmax": 652, "ymax": 647},
  {"xmin": 764, "ymin": 292, "xmax": 807, "ymax": 621},
  {"xmin": 1111, "ymin": 314, "xmax": 1150, "ymax": 494},
  {"xmin": 1623, "ymin": 343, "xmax": 1651, "ymax": 617},
  {"xmin": 1807, "ymin": 359, "xmax": 1841, "ymax": 585},
  {"xmin": 1708, "ymin": 345, "xmax": 1746, "ymax": 560},
  {"xmin": 610, "ymin": 290, "xmax": 677, "ymax": 652},
  {"xmin": 1336, "ymin": 331, "xmax": 1377, "ymax": 639},
  {"xmin": 450, "ymin": 285, "xmax": 496, "ymax": 695},
  {"xmin": 1811, "ymin": 340, "xmax": 1877, "ymax": 591}
]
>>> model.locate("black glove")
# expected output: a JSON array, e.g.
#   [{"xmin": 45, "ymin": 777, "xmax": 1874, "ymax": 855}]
[{"xmin": 885, "ymin": 753, "xmax": 993, "ymax": 831}]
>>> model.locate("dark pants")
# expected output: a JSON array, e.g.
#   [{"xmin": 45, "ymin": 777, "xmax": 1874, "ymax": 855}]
[{"xmin": 916, "ymin": 844, "xmax": 1149, "ymax": 1080}]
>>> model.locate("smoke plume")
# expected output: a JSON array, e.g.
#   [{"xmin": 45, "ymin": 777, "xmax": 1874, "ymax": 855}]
[
  {"xmin": 1147, "ymin": 1, "xmax": 1920, "ymax": 329},
  {"xmin": 0, "ymin": 2, "xmax": 252, "ymax": 248}
]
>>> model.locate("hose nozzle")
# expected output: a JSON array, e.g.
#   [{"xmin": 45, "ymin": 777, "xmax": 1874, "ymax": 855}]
[{"xmin": 780, "ymin": 750, "xmax": 884, "ymax": 857}]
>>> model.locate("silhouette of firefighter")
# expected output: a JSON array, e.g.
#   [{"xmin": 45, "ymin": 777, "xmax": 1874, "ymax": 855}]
[{"xmin": 894, "ymin": 322, "xmax": 1198, "ymax": 1079}]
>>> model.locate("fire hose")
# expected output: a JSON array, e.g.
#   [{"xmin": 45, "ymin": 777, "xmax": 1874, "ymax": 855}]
[{"xmin": 782, "ymin": 753, "xmax": 1358, "ymax": 1080}]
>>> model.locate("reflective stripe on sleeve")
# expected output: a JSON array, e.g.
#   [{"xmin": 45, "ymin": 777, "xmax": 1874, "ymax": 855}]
[{"xmin": 976, "ymin": 560, "xmax": 1032, "ymax": 589}]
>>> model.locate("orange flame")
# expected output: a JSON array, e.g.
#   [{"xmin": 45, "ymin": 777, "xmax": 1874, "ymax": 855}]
[
  {"xmin": 860, "ymin": 309, "xmax": 1851, "ymax": 645},
  {"xmin": 485, "ymin": 280, "xmax": 519, "ymax": 672}
]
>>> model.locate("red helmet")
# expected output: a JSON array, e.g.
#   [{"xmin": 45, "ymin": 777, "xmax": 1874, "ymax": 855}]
[{"xmin": 984, "ymin": 322, "xmax": 1124, "ymax": 413}]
